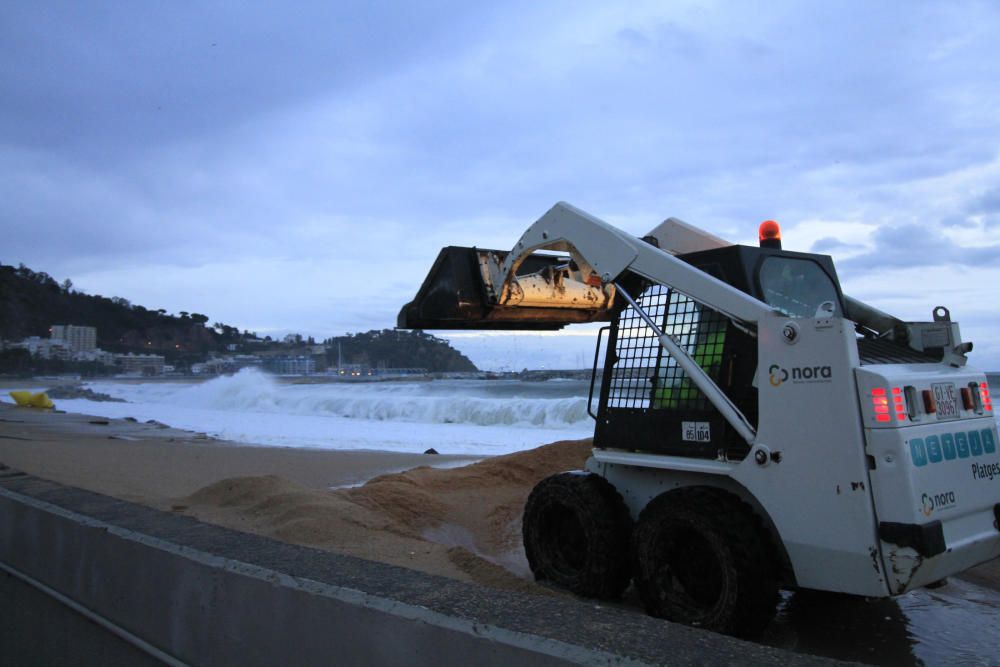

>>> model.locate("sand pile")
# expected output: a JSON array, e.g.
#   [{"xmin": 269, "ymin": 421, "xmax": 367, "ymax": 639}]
[{"xmin": 180, "ymin": 438, "xmax": 592, "ymax": 592}]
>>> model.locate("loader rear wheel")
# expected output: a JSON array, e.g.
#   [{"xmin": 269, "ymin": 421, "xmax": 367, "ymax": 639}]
[
  {"xmin": 632, "ymin": 487, "xmax": 778, "ymax": 638},
  {"xmin": 522, "ymin": 472, "xmax": 632, "ymax": 599}
]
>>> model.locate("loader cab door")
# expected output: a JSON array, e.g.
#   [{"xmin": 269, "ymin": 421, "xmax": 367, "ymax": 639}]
[
  {"xmin": 594, "ymin": 285, "xmax": 733, "ymax": 458},
  {"xmin": 593, "ymin": 280, "xmax": 757, "ymax": 461},
  {"xmin": 757, "ymin": 256, "xmax": 844, "ymax": 319}
]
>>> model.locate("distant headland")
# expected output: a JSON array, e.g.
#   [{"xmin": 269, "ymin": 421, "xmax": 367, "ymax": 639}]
[{"xmin": 0, "ymin": 262, "xmax": 476, "ymax": 378}]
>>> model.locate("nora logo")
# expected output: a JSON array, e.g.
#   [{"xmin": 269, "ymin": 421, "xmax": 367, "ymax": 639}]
[
  {"xmin": 768, "ymin": 364, "xmax": 831, "ymax": 386},
  {"xmin": 921, "ymin": 490, "xmax": 956, "ymax": 517}
]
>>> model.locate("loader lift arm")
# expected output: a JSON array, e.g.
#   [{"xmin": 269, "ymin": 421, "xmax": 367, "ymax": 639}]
[
  {"xmin": 400, "ymin": 202, "xmax": 774, "ymax": 446},
  {"xmin": 398, "ymin": 202, "xmax": 775, "ymax": 330},
  {"xmin": 496, "ymin": 202, "xmax": 773, "ymax": 325},
  {"xmin": 399, "ymin": 201, "xmax": 971, "ymax": 446}
]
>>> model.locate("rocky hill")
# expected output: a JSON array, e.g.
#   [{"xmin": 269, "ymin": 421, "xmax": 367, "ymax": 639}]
[{"xmin": 325, "ymin": 329, "xmax": 477, "ymax": 373}]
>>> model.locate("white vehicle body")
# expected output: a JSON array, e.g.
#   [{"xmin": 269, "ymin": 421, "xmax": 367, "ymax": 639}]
[
  {"xmin": 589, "ymin": 321, "xmax": 999, "ymax": 596},
  {"xmin": 400, "ymin": 201, "xmax": 998, "ymax": 613}
]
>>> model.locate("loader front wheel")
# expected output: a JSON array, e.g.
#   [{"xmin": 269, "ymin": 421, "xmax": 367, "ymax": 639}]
[
  {"xmin": 522, "ymin": 472, "xmax": 632, "ymax": 599},
  {"xmin": 632, "ymin": 487, "xmax": 778, "ymax": 638}
]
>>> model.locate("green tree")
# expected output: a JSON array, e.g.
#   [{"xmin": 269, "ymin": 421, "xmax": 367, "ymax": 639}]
[{"xmin": 323, "ymin": 329, "xmax": 476, "ymax": 372}]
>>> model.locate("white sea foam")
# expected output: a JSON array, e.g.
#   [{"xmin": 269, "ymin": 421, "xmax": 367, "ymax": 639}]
[
  {"xmin": 30, "ymin": 369, "xmax": 597, "ymax": 456},
  {"xmin": 87, "ymin": 369, "xmax": 591, "ymax": 428},
  {"xmin": 19, "ymin": 369, "xmax": 995, "ymax": 457}
]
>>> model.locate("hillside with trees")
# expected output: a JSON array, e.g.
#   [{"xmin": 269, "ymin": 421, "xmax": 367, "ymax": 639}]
[
  {"xmin": 325, "ymin": 329, "xmax": 477, "ymax": 373},
  {"xmin": 0, "ymin": 263, "xmax": 477, "ymax": 374},
  {"xmin": 0, "ymin": 263, "xmax": 240, "ymax": 363}
]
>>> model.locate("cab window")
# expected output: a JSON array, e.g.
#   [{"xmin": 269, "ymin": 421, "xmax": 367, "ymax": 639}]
[{"xmin": 758, "ymin": 257, "xmax": 840, "ymax": 318}]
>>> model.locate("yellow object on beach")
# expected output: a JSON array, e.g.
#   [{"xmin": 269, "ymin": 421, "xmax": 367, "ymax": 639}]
[{"xmin": 8, "ymin": 390, "xmax": 54, "ymax": 409}]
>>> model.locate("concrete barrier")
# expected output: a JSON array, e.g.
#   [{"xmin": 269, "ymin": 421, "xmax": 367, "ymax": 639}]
[{"xmin": 0, "ymin": 473, "xmax": 842, "ymax": 666}]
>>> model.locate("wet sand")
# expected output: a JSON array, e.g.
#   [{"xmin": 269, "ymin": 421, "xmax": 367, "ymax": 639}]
[{"xmin": 0, "ymin": 402, "xmax": 481, "ymax": 502}]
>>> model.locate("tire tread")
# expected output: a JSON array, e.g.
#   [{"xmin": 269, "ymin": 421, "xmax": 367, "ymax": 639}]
[
  {"xmin": 523, "ymin": 472, "xmax": 632, "ymax": 599},
  {"xmin": 632, "ymin": 486, "xmax": 778, "ymax": 638}
]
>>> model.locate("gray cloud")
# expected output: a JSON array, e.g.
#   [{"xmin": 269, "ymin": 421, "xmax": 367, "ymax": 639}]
[
  {"xmin": 0, "ymin": 2, "xmax": 496, "ymax": 162},
  {"xmin": 839, "ymin": 223, "xmax": 1000, "ymax": 270},
  {"xmin": 2, "ymin": 1, "xmax": 1000, "ymax": 367},
  {"xmin": 970, "ymin": 186, "xmax": 1000, "ymax": 219},
  {"xmin": 972, "ymin": 187, "xmax": 1000, "ymax": 211},
  {"xmin": 916, "ymin": 186, "xmax": 1000, "ymax": 233},
  {"xmin": 811, "ymin": 237, "xmax": 865, "ymax": 254}
]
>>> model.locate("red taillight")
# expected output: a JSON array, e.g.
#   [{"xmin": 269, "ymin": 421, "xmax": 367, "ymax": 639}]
[
  {"xmin": 872, "ymin": 388, "xmax": 891, "ymax": 422},
  {"xmin": 983, "ymin": 383, "xmax": 993, "ymax": 412}
]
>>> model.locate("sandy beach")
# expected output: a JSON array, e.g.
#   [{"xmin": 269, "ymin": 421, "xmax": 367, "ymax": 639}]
[
  {"xmin": 0, "ymin": 401, "xmax": 590, "ymax": 593},
  {"xmin": 3, "ymin": 397, "xmax": 999, "ymax": 599}
]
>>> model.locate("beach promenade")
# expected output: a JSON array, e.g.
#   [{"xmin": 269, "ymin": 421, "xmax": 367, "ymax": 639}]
[{"xmin": 1, "ymin": 468, "xmax": 839, "ymax": 666}]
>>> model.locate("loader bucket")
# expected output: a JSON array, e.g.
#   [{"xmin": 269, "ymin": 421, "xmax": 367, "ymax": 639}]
[{"xmin": 397, "ymin": 246, "xmax": 614, "ymax": 330}]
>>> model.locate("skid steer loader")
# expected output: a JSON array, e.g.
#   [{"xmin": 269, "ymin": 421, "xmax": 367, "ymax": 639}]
[{"xmin": 398, "ymin": 202, "xmax": 999, "ymax": 637}]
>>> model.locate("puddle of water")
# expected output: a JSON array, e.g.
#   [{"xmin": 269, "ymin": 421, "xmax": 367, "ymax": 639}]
[
  {"xmin": 422, "ymin": 523, "xmax": 480, "ymax": 552},
  {"xmin": 759, "ymin": 578, "xmax": 1000, "ymax": 666},
  {"xmin": 329, "ymin": 457, "xmax": 483, "ymax": 489},
  {"xmin": 422, "ymin": 522, "xmax": 533, "ymax": 578},
  {"xmin": 419, "ymin": 510, "xmax": 1000, "ymax": 664}
]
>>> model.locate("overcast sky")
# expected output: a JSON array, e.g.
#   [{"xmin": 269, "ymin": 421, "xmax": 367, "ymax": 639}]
[{"xmin": 2, "ymin": 1, "xmax": 999, "ymax": 370}]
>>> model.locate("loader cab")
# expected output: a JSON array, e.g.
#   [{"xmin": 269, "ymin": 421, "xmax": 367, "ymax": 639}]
[
  {"xmin": 679, "ymin": 245, "xmax": 845, "ymax": 320},
  {"xmin": 593, "ymin": 245, "xmax": 845, "ymax": 460}
]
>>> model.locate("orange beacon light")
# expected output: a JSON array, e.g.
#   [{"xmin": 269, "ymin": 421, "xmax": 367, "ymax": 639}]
[{"xmin": 759, "ymin": 220, "xmax": 782, "ymax": 249}]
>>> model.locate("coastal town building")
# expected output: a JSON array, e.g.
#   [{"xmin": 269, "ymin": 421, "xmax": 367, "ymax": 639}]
[
  {"xmin": 50, "ymin": 324, "xmax": 97, "ymax": 351},
  {"xmin": 192, "ymin": 355, "xmax": 262, "ymax": 375},
  {"xmin": 263, "ymin": 355, "xmax": 316, "ymax": 375},
  {"xmin": 16, "ymin": 336, "xmax": 73, "ymax": 360},
  {"xmin": 4, "ymin": 324, "xmax": 108, "ymax": 365},
  {"xmin": 372, "ymin": 367, "xmax": 429, "ymax": 377},
  {"xmin": 75, "ymin": 348, "xmax": 117, "ymax": 366},
  {"xmin": 114, "ymin": 353, "xmax": 166, "ymax": 376}
]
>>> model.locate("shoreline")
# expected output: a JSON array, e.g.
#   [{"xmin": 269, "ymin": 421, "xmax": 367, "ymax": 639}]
[
  {"xmin": 0, "ymin": 402, "xmax": 481, "ymax": 501},
  {"xmin": 0, "ymin": 375, "xmax": 596, "ymax": 457}
]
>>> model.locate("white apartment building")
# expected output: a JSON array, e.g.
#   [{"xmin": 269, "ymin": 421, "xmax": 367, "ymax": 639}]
[
  {"xmin": 75, "ymin": 349, "xmax": 118, "ymax": 366},
  {"xmin": 17, "ymin": 336, "xmax": 72, "ymax": 360},
  {"xmin": 50, "ymin": 324, "xmax": 97, "ymax": 351},
  {"xmin": 114, "ymin": 353, "xmax": 165, "ymax": 376}
]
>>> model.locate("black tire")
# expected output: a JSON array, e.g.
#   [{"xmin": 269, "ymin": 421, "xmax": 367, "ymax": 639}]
[
  {"xmin": 632, "ymin": 487, "xmax": 778, "ymax": 638},
  {"xmin": 522, "ymin": 472, "xmax": 632, "ymax": 599}
]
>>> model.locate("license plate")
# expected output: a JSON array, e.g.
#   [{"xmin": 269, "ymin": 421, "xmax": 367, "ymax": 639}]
[
  {"xmin": 933, "ymin": 382, "xmax": 959, "ymax": 420},
  {"xmin": 682, "ymin": 421, "xmax": 711, "ymax": 442}
]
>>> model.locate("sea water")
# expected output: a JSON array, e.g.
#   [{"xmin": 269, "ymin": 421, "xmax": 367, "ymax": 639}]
[
  {"xmin": 7, "ymin": 369, "xmax": 997, "ymax": 458},
  {"xmin": 35, "ymin": 369, "xmax": 596, "ymax": 456}
]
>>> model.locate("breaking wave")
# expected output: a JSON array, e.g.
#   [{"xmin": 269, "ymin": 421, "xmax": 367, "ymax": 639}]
[{"xmin": 91, "ymin": 368, "xmax": 591, "ymax": 429}]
